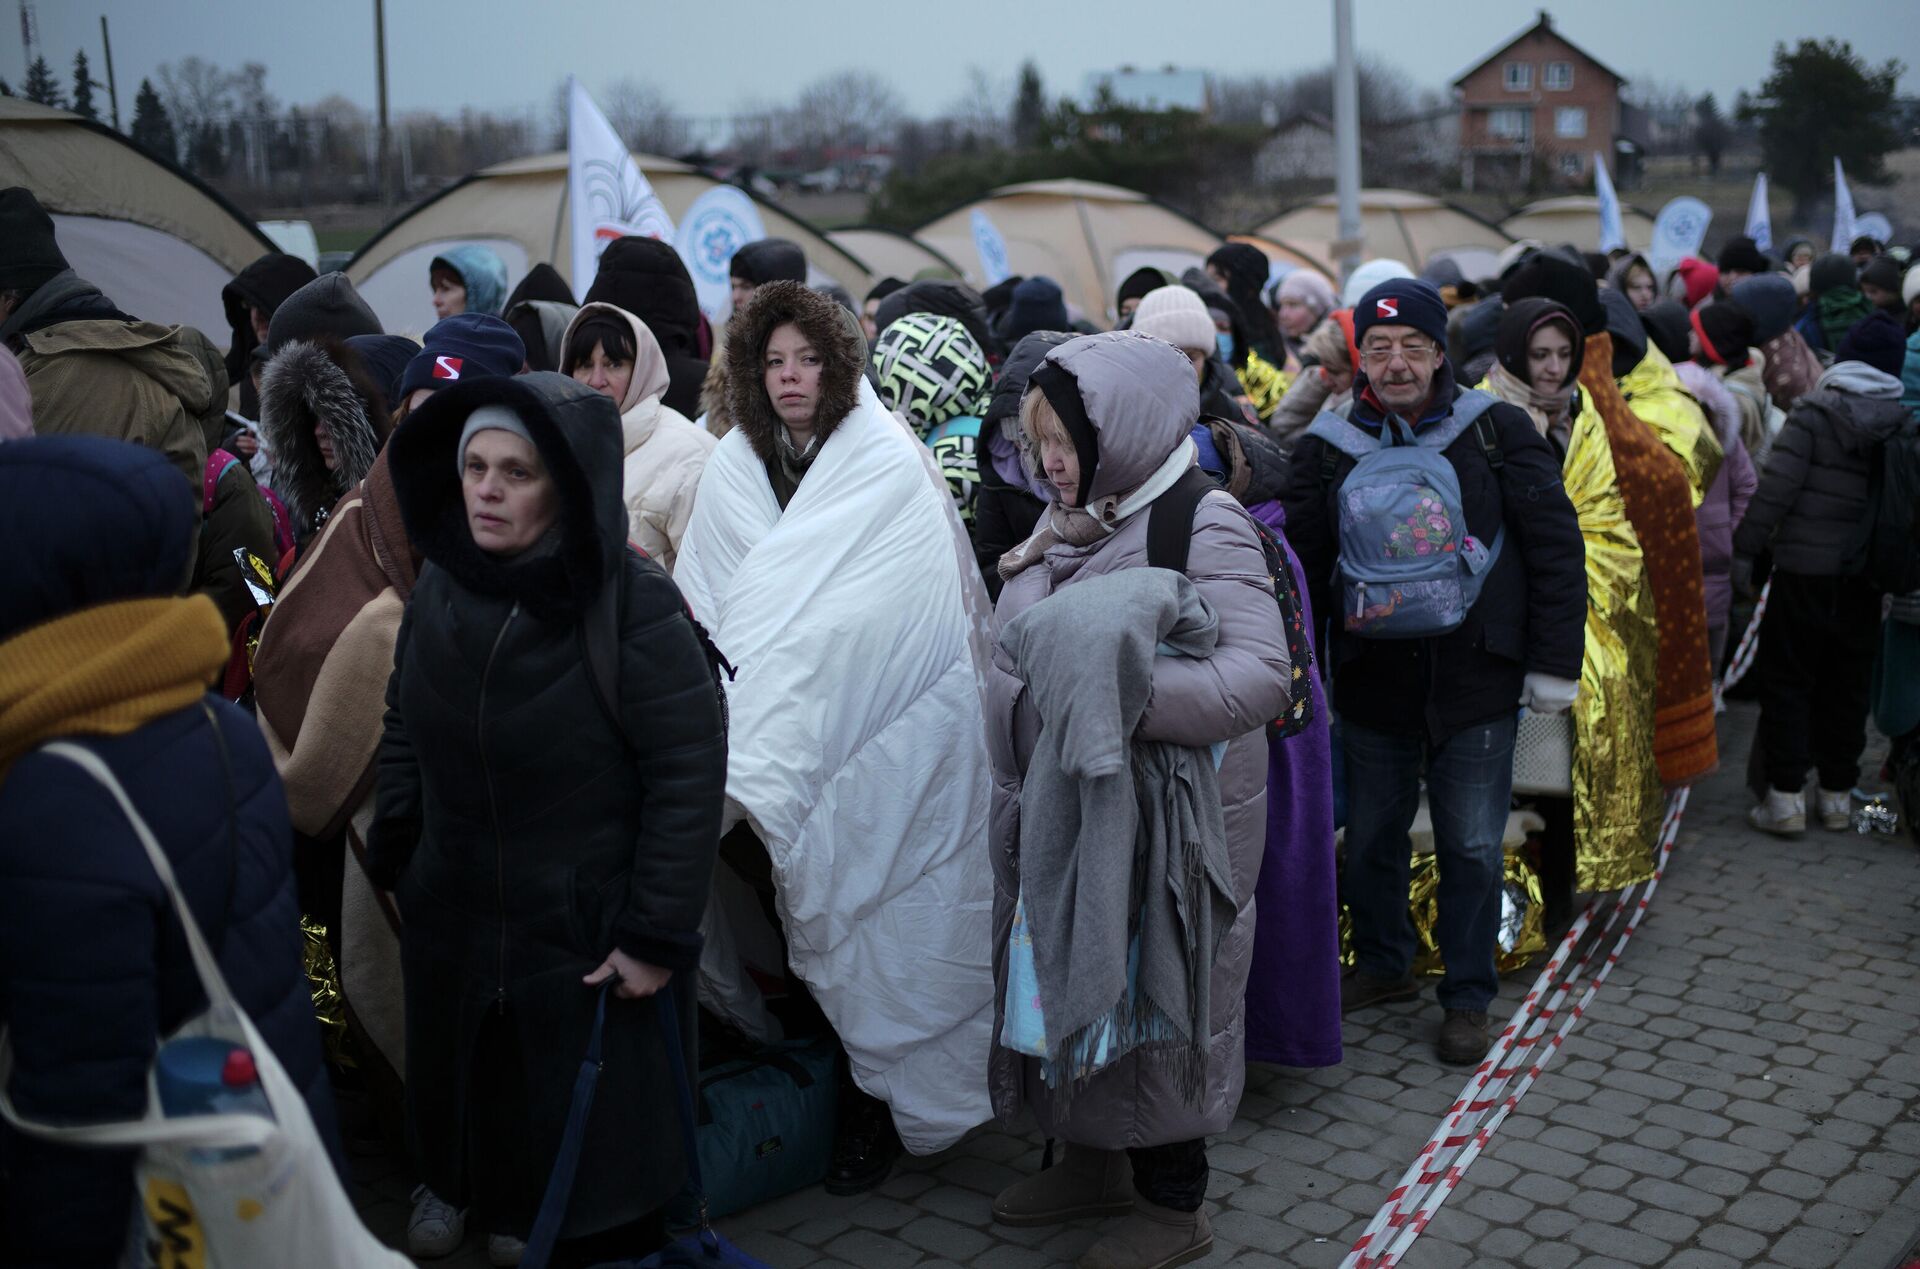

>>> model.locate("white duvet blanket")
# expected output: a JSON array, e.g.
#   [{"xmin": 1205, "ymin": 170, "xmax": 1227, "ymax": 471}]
[{"xmin": 674, "ymin": 381, "xmax": 995, "ymax": 1153}]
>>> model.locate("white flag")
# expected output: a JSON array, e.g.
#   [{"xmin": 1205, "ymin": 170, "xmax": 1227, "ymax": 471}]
[
  {"xmin": 1592, "ymin": 152, "xmax": 1625, "ymax": 253},
  {"xmin": 1745, "ymin": 173, "xmax": 1771, "ymax": 254},
  {"xmin": 1647, "ymin": 196, "xmax": 1712, "ymax": 279},
  {"xmin": 568, "ymin": 76, "xmax": 675, "ymax": 297},
  {"xmin": 970, "ymin": 209, "xmax": 1011, "ymax": 285},
  {"xmin": 1831, "ymin": 157, "xmax": 1857, "ymax": 255}
]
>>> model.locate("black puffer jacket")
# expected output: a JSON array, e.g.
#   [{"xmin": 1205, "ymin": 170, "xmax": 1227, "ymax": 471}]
[
  {"xmin": 371, "ymin": 372, "xmax": 727, "ymax": 1235},
  {"xmin": 1734, "ymin": 361, "xmax": 1914, "ymax": 575},
  {"xmin": 1283, "ymin": 362, "xmax": 1587, "ymax": 742}
]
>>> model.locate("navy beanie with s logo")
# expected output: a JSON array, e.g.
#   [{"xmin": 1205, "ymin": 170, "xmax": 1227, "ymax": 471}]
[{"xmin": 1352, "ymin": 278, "xmax": 1450, "ymax": 350}]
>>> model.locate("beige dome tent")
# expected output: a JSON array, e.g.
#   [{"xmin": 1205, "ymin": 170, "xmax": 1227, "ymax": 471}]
[
  {"xmin": 0, "ymin": 97, "xmax": 276, "ymax": 338},
  {"xmin": 1253, "ymin": 189, "xmax": 1513, "ymax": 282},
  {"xmin": 827, "ymin": 226, "xmax": 961, "ymax": 286},
  {"xmin": 914, "ymin": 179, "xmax": 1227, "ymax": 325},
  {"xmin": 347, "ymin": 152, "xmax": 875, "ymax": 334},
  {"xmin": 1501, "ymin": 196, "xmax": 1657, "ymax": 254}
]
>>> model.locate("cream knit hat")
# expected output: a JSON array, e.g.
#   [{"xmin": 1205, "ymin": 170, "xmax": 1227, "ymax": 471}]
[{"xmin": 1130, "ymin": 285, "xmax": 1216, "ymax": 354}]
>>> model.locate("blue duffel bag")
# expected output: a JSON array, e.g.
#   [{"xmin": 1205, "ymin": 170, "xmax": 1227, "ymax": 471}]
[{"xmin": 669, "ymin": 1036, "xmax": 840, "ymax": 1225}]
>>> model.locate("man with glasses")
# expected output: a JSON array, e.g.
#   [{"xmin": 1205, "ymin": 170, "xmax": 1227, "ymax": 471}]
[{"xmin": 1283, "ymin": 278, "xmax": 1586, "ymax": 1064}]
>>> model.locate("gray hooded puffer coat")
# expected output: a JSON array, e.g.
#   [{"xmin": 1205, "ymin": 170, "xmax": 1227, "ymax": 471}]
[{"xmin": 985, "ymin": 331, "xmax": 1291, "ymax": 1149}]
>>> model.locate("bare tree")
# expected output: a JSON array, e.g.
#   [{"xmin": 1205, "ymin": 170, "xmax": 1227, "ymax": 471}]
[
  {"xmin": 948, "ymin": 65, "xmax": 1009, "ymax": 146},
  {"xmin": 790, "ymin": 69, "xmax": 903, "ymax": 156},
  {"xmin": 602, "ymin": 78, "xmax": 690, "ymax": 157},
  {"xmin": 158, "ymin": 56, "xmax": 233, "ymax": 140}
]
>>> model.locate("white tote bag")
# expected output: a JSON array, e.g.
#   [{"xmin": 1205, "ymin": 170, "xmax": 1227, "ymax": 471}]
[{"xmin": 0, "ymin": 741, "xmax": 411, "ymax": 1268}]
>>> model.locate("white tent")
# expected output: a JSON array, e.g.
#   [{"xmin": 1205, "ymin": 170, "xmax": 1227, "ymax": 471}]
[
  {"xmin": 1501, "ymin": 197, "xmax": 1657, "ymax": 255},
  {"xmin": 347, "ymin": 153, "xmax": 875, "ymax": 334},
  {"xmin": 0, "ymin": 97, "xmax": 277, "ymax": 338},
  {"xmin": 914, "ymin": 179, "xmax": 1231, "ymax": 325},
  {"xmin": 826, "ymin": 226, "xmax": 962, "ymax": 286},
  {"xmin": 1253, "ymin": 189, "xmax": 1514, "ymax": 280}
]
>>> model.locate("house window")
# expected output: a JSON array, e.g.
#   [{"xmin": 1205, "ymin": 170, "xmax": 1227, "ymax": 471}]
[
  {"xmin": 1559, "ymin": 153, "xmax": 1583, "ymax": 176},
  {"xmin": 1555, "ymin": 107, "xmax": 1588, "ymax": 138},
  {"xmin": 1545, "ymin": 61, "xmax": 1574, "ymax": 90},
  {"xmin": 1504, "ymin": 62, "xmax": 1532, "ymax": 91},
  {"xmin": 1489, "ymin": 108, "xmax": 1533, "ymax": 141}
]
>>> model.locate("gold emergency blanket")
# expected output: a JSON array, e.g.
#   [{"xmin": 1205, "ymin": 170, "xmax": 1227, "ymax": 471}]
[
  {"xmin": 1561, "ymin": 403, "xmax": 1664, "ymax": 891},
  {"xmin": 1619, "ymin": 345, "xmax": 1725, "ymax": 506},
  {"xmin": 301, "ymin": 915, "xmax": 352, "ymax": 1069},
  {"xmin": 1340, "ymin": 846, "xmax": 1545, "ymax": 976}
]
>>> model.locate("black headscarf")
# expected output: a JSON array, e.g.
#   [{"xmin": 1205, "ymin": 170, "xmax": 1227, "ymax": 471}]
[
  {"xmin": 1206, "ymin": 243, "xmax": 1281, "ymax": 361},
  {"xmin": 222, "ymin": 252, "xmax": 319, "ymax": 416},
  {"xmin": 1494, "ymin": 299, "xmax": 1586, "ymax": 386},
  {"xmin": 873, "ymin": 279, "xmax": 997, "ymax": 360}
]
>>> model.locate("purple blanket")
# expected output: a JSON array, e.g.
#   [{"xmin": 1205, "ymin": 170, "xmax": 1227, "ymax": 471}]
[{"xmin": 1243, "ymin": 500, "xmax": 1343, "ymax": 1068}]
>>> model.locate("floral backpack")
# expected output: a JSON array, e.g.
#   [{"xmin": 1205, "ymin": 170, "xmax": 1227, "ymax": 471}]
[{"xmin": 1304, "ymin": 390, "xmax": 1505, "ymax": 639}]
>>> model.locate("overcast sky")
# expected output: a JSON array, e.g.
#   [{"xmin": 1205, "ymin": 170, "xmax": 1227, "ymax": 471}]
[{"xmin": 21, "ymin": 0, "xmax": 1919, "ymax": 124}]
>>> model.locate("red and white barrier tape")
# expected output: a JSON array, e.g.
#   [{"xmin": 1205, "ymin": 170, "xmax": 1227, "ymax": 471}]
[
  {"xmin": 1717, "ymin": 579, "xmax": 1770, "ymax": 700},
  {"xmin": 1342, "ymin": 788, "xmax": 1692, "ymax": 1269}
]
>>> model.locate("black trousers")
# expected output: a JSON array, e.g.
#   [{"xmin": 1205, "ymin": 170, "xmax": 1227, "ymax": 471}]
[
  {"xmin": 1756, "ymin": 572, "xmax": 1882, "ymax": 793},
  {"xmin": 1128, "ymin": 1139, "xmax": 1210, "ymax": 1212}
]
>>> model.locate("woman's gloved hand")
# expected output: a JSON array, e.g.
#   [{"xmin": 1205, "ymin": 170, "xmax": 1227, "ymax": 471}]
[{"xmin": 1519, "ymin": 672, "xmax": 1580, "ymax": 715}]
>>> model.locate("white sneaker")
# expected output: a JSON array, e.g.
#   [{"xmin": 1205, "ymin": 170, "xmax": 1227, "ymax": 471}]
[
  {"xmin": 1748, "ymin": 788, "xmax": 1806, "ymax": 836},
  {"xmin": 406, "ymin": 1185, "xmax": 467, "ymax": 1259},
  {"xmin": 1817, "ymin": 788, "xmax": 1852, "ymax": 831},
  {"xmin": 488, "ymin": 1233, "xmax": 527, "ymax": 1267}
]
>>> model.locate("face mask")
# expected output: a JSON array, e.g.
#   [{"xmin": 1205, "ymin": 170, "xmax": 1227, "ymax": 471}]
[{"xmin": 1215, "ymin": 332, "xmax": 1234, "ymax": 362}]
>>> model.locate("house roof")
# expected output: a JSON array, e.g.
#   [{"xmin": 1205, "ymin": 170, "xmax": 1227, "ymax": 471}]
[{"xmin": 1451, "ymin": 11, "xmax": 1626, "ymax": 89}]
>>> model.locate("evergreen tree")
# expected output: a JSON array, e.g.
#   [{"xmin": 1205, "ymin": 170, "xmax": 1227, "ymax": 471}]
[
  {"xmin": 72, "ymin": 51, "xmax": 100, "ymax": 122},
  {"xmin": 1743, "ymin": 39, "xmax": 1903, "ymax": 219},
  {"xmin": 130, "ymin": 78, "xmax": 179, "ymax": 161},
  {"xmin": 23, "ymin": 55, "xmax": 65, "ymax": 109},
  {"xmin": 1012, "ymin": 61, "xmax": 1047, "ymax": 149},
  {"xmin": 0, "ymin": 80, "xmax": 13, "ymax": 98}
]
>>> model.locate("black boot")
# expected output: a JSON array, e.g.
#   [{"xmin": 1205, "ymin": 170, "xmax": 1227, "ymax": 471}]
[{"xmin": 825, "ymin": 1085, "xmax": 901, "ymax": 1195}]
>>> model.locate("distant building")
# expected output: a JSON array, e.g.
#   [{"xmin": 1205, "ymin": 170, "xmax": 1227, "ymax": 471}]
[
  {"xmin": 1452, "ymin": 10, "xmax": 1625, "ymax": 190},
  {"xmin": 1083, "ymin": 66, "xmax": 1211, "ymax": 116}
]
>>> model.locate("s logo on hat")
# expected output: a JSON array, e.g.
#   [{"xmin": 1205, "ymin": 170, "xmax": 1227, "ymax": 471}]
[
  {"xmin": 1376, "ymin": 297, "xmax": 1400, "ymax": 319},
  {"xmin": 434, "ymin": 355, "xmax": 464, "ymax": 380}
]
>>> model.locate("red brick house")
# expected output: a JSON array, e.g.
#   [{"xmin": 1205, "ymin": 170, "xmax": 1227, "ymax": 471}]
[{"xmin": 1453, "ymin": 11, "xmax": 1625, "ymax": 191}]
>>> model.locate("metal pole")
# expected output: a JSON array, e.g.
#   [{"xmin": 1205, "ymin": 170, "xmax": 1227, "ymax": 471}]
[
  {"xmin": 1332, "ymin": 0, "xmax": 1363, "ymax": 286},
  {"xmin": 98, "ymin": 14, "xmax": 120, "ymax": 130},
  {"xmin": 373, "ymin": 0, "xmax": 391, "ymax": 205}
]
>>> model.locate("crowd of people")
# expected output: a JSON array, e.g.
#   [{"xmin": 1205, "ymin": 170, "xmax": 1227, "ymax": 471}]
[{"xmin": 3, "ymin": 168, "xmax": 1918, "ymax": 1269}]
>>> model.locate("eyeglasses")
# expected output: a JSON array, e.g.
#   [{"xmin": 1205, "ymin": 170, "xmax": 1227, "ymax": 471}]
[{"xmin": 1359, "ymin": 340, "xmax": 1438, "ymax": 366}]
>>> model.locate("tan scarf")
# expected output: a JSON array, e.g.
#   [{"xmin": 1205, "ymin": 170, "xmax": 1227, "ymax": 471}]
[
  {"xmin": 1487, "ymin": 361, "xmax": 1577, "ymax": 451},
  {"xmin": 0, "ymin": 596, "xmax": 227, "ymax": 778}
]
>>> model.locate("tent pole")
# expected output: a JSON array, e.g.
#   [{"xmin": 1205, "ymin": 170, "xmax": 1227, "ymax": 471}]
[
  {"xmin": 373, "ymin": 0, "xmax": 392, "ymax": 206},
  {"xmin": 1332, "ymin": 0, "xmax": 1363, "ymax": 286},
  {"xmin": 99, "ymin": 15, "xmax": 120, "ymax": 131},
  {"xmin": 550, "ymin": 181, "xmax": 569, "ymax": 273}
]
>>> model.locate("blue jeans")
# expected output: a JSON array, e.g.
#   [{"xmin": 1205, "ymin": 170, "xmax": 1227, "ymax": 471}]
[{"xmin": 1342, "ymin": 716, "xmax": 1516, "ymax": 1011}]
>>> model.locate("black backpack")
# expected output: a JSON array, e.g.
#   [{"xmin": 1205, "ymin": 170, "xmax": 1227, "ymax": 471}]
[
  {"xmin": 1146, "ymin": 467, "xmax": 1316, "ymax": 740},
  {"xmin": 1846, "ymin": 427, "xmax": 1920, "ymax": 595},
  {"xmin": 579, "ymin": 547, "xmax": 735, "ymax": 747}
]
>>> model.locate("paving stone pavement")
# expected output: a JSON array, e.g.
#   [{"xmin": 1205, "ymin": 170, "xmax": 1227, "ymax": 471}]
[{"xmin": 350, "ymin": 701, "xmax": 1920, "ymax": 1267}]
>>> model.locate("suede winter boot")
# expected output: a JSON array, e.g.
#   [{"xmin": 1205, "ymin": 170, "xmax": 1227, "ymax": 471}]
[
  {"xmin": 1077, "ymin": 1196, "xmax": 1214, "ymax": 1269},
  {"xmin": 991, "ymin": 1146, "xmax": 1135, "ymax": 1227}
]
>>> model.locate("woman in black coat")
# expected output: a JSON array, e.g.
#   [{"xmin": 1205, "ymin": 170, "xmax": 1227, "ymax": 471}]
[{"xmin": 367, "ymin": 371, "xmax": 727, "ymax": 1263}]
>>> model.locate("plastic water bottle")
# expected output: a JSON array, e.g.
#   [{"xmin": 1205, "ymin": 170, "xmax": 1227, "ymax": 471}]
[{"xmin": 155, "ymin": 1037, "xmax": 276, "ymax": 1161}]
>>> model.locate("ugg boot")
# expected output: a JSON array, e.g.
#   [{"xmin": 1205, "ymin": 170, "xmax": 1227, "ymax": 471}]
[
  {"xmin": 991, "ymin": 1146, "xmax": 1135, "ymax": 1227},
  {"xmin": 1077, "ymin": 1196, "xmax": 1214, "ymax": 1269}
]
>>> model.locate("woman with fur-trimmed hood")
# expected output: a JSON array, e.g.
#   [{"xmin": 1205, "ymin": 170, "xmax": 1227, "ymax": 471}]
[
  {"xmin": 259, "ymin": 339, "xmax": 391, "ymax": 546},
  {"xmin": 674, "ymin": 280, "xmax": 997, "ymax": 1192}
]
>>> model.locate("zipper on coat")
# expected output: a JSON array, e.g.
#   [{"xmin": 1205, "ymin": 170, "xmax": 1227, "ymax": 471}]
[{"xmin": 478, "ymin": 601, "xmax": 520, "ymax": 1001}]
